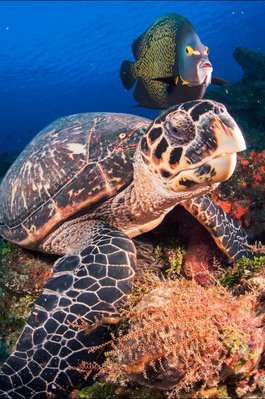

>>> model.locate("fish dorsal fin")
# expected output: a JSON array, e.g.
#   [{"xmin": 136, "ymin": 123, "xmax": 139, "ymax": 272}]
[{"xmin": 132, "ymin": 33, "xmax": 145, "ymax": 60}]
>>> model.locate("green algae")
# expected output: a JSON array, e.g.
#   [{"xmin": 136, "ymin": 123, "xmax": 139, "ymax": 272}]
[
  {"xmin": 220, "ymin": 255, "xmax": 265, "ymax": 289},
  {"xmin": 78, "ymin": 381, "xmax": 164, "ymax": 399},
  {"xmin": 0, "ymin": 240, "xmax": 13, "ymax": 256},
  {"xmin": 154, "ymin": 241, "xmax": 185, "ymax": 276},
  {"xmin": 0, "ymin": 239, "xmax": 53, "ymax": 363}
]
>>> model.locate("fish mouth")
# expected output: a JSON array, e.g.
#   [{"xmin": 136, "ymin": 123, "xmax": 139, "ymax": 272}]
[
  {"xmin": 201, "ymin": 61, "xmax": 213, "ymax": 69},
  {"xmin": 197, "ymin": 60, "xmax": 213, "ymax": 85}
]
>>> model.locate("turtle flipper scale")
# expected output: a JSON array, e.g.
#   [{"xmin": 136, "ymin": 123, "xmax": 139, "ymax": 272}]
[
  {"xmin": 0, "ymin": 224, "xmax": 136, "ymax": 399},
  {"xmin": 182, "ymin": 194, "xmax": 250, "ymax": 260}
]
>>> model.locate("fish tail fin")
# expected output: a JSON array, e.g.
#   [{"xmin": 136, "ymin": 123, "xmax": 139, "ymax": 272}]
[{"xmin": 120, "ymin": 60, "xmax": 136, "ymax": 90}]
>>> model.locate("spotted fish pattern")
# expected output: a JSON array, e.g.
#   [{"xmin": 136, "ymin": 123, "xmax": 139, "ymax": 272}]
[{"xmin": 0, "ymin": 223, "xmax": 136, "ymax": 398}]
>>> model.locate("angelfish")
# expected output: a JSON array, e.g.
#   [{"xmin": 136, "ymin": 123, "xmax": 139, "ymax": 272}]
[{"xmin": 120, "ymin": 13, "xmax": 227, "ymax": 109}]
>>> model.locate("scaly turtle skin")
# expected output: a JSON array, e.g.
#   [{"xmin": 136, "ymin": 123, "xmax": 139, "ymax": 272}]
[{"xmin": 0, "ymin": 100, "xmax": 248, "ymax": 398}]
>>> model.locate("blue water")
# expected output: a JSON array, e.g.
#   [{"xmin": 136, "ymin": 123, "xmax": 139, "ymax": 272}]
[{"xmin": 1, "ymin": 1, "xmax": 265, "ymax": 153}]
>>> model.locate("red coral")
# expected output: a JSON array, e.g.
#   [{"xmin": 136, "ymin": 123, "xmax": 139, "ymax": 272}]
[
  {"xmin": 184, "ymin": 240, "xmax": 218, "ymax": 286},
  {"xmin": 230, "ymin": 200, "xmax": 251, "ymax": 220},
  {"xmin": 212, "ymin": 149, "xmax": 265, "ymax": 237},
  {"xmin": 240, "ymin": 159, "xmax": 251, "ymax": 166}
]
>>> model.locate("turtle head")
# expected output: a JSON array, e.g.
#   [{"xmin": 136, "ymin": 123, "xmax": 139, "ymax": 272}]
[{"xmin": 140, "ymin": 99, "xmax": 246, "ymax": 194}]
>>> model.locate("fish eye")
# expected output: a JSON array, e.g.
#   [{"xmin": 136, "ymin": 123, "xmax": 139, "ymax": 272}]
[
  {"xmin": 204, "ymin": 46, "xmax": 209, "ymax": 55},
  {"xmin": 185, "ymin": 46, "xmax": 194, "ymax": 56},
  {"xmin": 119, "ymin": 132, "xmax": 127, "ymax": 139}
]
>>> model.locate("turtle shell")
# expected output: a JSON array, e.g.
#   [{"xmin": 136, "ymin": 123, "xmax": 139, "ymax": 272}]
[{"xmin": 0, "ymin": 113, "xmax": 151, "ymax": 247}]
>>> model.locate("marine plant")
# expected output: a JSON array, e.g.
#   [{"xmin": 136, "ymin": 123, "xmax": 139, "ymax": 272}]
[
  {"xmin": 220, "ymin": 254, "xmax": 265, "ymax": 290},
  {"xmin": 154, "ymin": 241, "xmax": 185, "ymax": 276},
  {"xmin": 212, "ymin": 150, "xmax": 265, "ymax": 239},
  {"xmin": 0, "ymin": 241, "xmax": 53, "ymax": 363},
  {"xmin": 85, "ymin": 278, "xmax": 264, "ymax": 399}
]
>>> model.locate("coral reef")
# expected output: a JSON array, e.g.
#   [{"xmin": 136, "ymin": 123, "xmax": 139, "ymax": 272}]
[
  {"xmin": 233, "ymin": 46, "xmax": 265, "ymax": 82},
  {"xmin": 0, "ymin": 45, "xmax": 264, "ymax": 399},
  {"xmin": 206, "ymin": 46, "xmax": 265, "ymax": 242},
  {"xmin": 84, "ymin": 277, "xmax": 264, "ymax": 399},
  {"xmin": 211, "ymin": 150, "xmax": 265, "ymax": 241},
  {"xmin": 0, "ymin": 239, "xmax": 54, "ymax": 362},
  {"xmin": 146, "ymin": 205, "xmax": 229, "ymax": 286},
  {"xmin": 219, "ymin": 255, "xmax": 265, "ymax": 292}
]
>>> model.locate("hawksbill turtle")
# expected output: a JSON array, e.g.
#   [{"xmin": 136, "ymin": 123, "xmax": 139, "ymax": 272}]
[{"xmin": 0, "ymin": 99, "xmax": 248, "ymax": 398}]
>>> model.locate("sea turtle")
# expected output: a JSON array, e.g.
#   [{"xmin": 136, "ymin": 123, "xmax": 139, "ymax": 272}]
[{"xmin": 0, "ymin": 99, "xmax": 249, "ymax": 398}]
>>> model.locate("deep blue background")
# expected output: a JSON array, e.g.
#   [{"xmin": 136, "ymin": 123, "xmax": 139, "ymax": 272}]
[{"xmin": 1, "ymin": 1, "xmax": 265, "ymax": 153}]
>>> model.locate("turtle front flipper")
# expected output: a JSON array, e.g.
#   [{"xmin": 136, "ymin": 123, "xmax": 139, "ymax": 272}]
[
  {"xmin": 182, "ymin": 194, "xmax": 250, "ymax": 260},
  {"xmin": 0, "ymin": 223, "xmax": 136, "ymax": 399}
]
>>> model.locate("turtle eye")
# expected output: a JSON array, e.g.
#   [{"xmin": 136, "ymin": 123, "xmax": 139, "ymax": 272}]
[
  {"xmin": 185, "ymin": 46, "xmax": 194, "ymax": 56},
  {"xmin": 119, "ymin": 132, "xmax": 127, "ymax": 140},
  {"xmin": 204, "ymin": 46, "xmax": 209, "ymax": 55}
]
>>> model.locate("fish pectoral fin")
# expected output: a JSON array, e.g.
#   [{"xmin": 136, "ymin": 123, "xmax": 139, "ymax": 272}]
[
  {"xmin": 153, "ymin": 76, "xmax": 177, "ymax": 86},
  {"xmin": 134, "ymin": 78, "xmax": 167, "ymax": 109},
  {"xmin": 211, "ymin": 76, "xmax": 230, "ymax": 86},
  {"xmin": 120, "ymin": 60, "xmax": 136, "ymax": 90}
]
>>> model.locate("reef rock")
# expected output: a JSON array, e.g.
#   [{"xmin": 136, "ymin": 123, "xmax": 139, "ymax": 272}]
[
  {"xmin": 233, "ymin": 46, "xmax": 265, "ymax": 82},
  {"xmin": 206, "ymin": 46, "xmax": 265, "ymax": 243},
  {"xmin": 99, "ymin": 279, "xmax": 265, "ymax": 398},
  {"xmin": 0, "ymin": 240, "xmax": 54, "ymax": 362}
]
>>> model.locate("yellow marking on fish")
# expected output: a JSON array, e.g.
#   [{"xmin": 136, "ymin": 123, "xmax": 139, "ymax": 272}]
[
  {"xmin": 181, "ymin": 79, "xmax": 190, "ymax": 86},
  {"xmin": 185, "ymin": 45, "xmax": 194, "ymax": 56},
  {"xmin": 185, "ymin": 46, "xmax": 200, "ymax": 57}
]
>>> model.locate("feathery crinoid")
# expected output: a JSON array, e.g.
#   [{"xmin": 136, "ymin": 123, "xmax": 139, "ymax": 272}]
[{"xmin": 98, "ymin": 279, "xmax": 264, "ymax": 398}]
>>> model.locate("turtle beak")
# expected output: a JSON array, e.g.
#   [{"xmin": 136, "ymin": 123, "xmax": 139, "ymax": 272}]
[
  {"xmin": 205, "ymin": 115, "xmax": 246, "ymax": 182},
  {"xmin": 207, "ymin": 152, "xmax": 238, "ymax": 183},
  {"xmin": 213, "ymin": 114, "xmax": 246, "ymax": 155}
]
